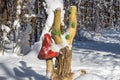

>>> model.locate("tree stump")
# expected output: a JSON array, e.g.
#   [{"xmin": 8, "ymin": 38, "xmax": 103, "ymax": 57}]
[{"xmin": 53, "ymin": 46, "xmax": 73, "ymax": 80}]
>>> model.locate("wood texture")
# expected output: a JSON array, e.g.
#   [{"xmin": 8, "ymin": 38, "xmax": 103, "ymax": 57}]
[
  {"xmin": 52, "ymin": 8, "xmax": 62, "ymax": 44},
  {"xmin": 51, "ymin": 6, "xmax": 77, "ymax": 80},
  {"xmin": 67, "ymin": 6, "xmax": 77, "ymax": 45}
]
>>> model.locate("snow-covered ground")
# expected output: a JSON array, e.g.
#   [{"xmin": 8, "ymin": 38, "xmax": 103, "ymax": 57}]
[{"xmin": 0, "ymin": 29, "xmax": 120, "ymax": 80}]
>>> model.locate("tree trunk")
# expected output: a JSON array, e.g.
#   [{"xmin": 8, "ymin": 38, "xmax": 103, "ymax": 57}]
[
  {"xmin": 0, "ymin": 28, "xmax": 3, "ymax": 55},
  {"xmin": 53, "ymin": 47, "xmax": 73, "ymax": 80},
  {"xmin": 30, "ymin": 17, "xmax": 36, "ymax": 46},
  {"xmin": 0, "ymin": 0, "xmax": 8, "ymax": 24}
]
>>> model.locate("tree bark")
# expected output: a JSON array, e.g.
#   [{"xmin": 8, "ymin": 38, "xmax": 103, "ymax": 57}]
[
  {"xmin": 0, "ymin": 0, "xmax": 8, "ymax": 24},
  {"xmin": 53, "ymin": 47, "xmax": 73, "ymax": 80}
]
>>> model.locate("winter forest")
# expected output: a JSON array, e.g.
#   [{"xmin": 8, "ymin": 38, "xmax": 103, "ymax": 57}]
[{"xmin": 0, "ymin": 0, "xmax": 120, "ymax": 80}]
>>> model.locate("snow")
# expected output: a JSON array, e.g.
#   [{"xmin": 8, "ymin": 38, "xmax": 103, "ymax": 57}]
[
  {"xmin": 13, "ymin": 39, "xmax": 21, "ymax": 54},
  {"xmin": 45, "ymin": 0, "xmax": 64, "ymax": 28},
  {"xmin": 0, "ymin": 0, "xmax": 120, "ymax": 79},
  {"xmin": 13, "ymin": 19, "xmax": 20, "ymax": 29},
  {"xmin": 1, "ymin": 25, "xmax": 10, "ymax": 33},
  {"xmin": 16, "ymin": 10, "xmax": 21, "ymax": 15},
  {"xmin": 12, "ymin": 19, "xmax": 21, "ymax": 54},
  {"xmin": 75, "ymin": 74, "xmax": 104, "ymax": 80},
  {"xmin": 16, "ymin": 0, "xmax": 22, "ymax": 14},
  {"xmin": 16, "ymin": 5, "xmax": 21, "ymax": 9},
  {"xmin": 1, "ymin": 25, "xmax": 10, "ymax": 42},
  {"xmin": 0, "ymin": 29, "xmax": 120, "ymax": 80},
  {"xmin": 78, "ymin": 29, "xmax": 120, "ymax": 44},
  {"xmin": 24, "ymin": 14, "xmax": 36, "ymax": 18}
]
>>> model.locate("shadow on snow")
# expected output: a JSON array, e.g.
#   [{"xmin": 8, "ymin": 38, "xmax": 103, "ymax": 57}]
[
  {"xmin": 0, "ymin": 61, "xmax": 47, "ymax": 80},
  {"xmin": 73, "ymin": 40, "xmax": 120, "ymax": 55},
  {"xmin": 13, "ymin": 61, "xmax": 48, "ymax": 80}
]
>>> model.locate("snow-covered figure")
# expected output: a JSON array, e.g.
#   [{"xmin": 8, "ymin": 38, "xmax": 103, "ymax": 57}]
[
  {"xmin": 38, "ymin": 33, "xmax": 59, "ymax": 59},
  {"xmin": 20, "ymin": 23, "xmax": 32, "ymax": 54}
]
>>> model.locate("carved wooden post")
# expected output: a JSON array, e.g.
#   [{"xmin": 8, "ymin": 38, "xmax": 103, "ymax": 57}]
[{"xmin": 46, "ymin": 6, "xmax": 77, "ymax": 80}]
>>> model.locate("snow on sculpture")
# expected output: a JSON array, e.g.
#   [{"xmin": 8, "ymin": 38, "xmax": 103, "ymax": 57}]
[{"xmin": 37, "ymin": 2, "xmax": 84, "ymax": 79}]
